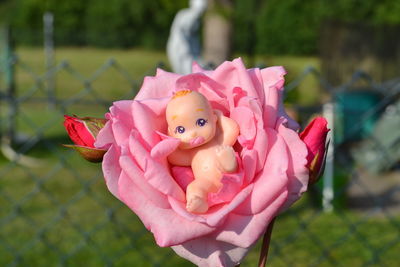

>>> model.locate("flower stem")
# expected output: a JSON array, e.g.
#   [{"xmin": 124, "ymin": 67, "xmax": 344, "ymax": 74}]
[{"xmin": 258, "ymin": 217, "xmax": 276, "ymax": 267}]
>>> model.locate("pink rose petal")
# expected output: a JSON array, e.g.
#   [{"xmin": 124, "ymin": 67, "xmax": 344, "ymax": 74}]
[
  {"xmin": 215, "ymin": 190, "xmax": 287, "ymax": 247},
  {"xmin": 171, "ymin": 166, "xmax": 194, "ymax": 191},
  {"xmin": 277, "ymin": 118, "xmax": 309, "ymax": 212},
  {"xmin": 208, "ymin": 171, "xmax": 244, "ymax": 207},
  {"xmin": 119, "ymin": 154, "xmax": 170, "ymax": 209},
  {"xmin": 206, "ymin": 184, "xmax": 253, "ymax": 227},
  {"xmin": 241, "ymin": 149, "xmax": 257, "ymax": 185},
  {"xmin": 101, "ymin": 145, "xmax": 121, "ymax": 199},
  {"xmin": 150, "ymin": 136, "xmax": 181, "ymax": 160},
  {"xmin": 131, "ymin": 100, "xmax": 168, "ymax": 148},
  {"xmin": 261, "ymin": 66, "xmax": 287, "ymax": 128},
  {"xmin": 247, "ymin": 67, "xmax": 265, "ymax": 104},
  {"xmin": 175, "ymin": 73, "xmax": 230, "ymax": 113},
  {"xmin": 167, "ymin": 184, "xmax": 253, "ymax": 228},
  {"xmin": 230, "ymin": 106, "xmax": 256, "ymax": 149},
  {"xmin": 119, "ymin": 171, "xmax": 215, "ymax": 247},
  {"xmin": 277, "ymin": 90, "xmax": 300, "ymax": 130},
  {"xmin": 127, "ymin": 132, "xmax": 186, "ymax": 202},
  {"xmin": 231, "ymin": 87, "xmax": 248, "ymax": 108},
  {"xmin": 94, "ymin": 119, "xmax": 113, "ymax": 149},
  {"xmin": 249, "ymin": 128, "xmax": 269, "ymax": 175},
  {"xmin": 168, "ymin": 197, "xmax": 208, "ymax": 224},
  {"xmin": 211, "ymin": 58, "xmax": 263, "ymax": 101},
  {"xmin": 191, "ymin": 61, "xmax": 205, "ymax": 73},
  {"xmin": 135, "ymin": 68, "xmax": 180, "ymax": 100},
  {"xmin": 261, "ymin": 66, "xmax": 287, "ymax": 90},
  {"xmin": 144, "ymin": 157, "xmax": 186, "ymax": 202},
  {"xmin": 235, "ymin": 129, "xmax": 289, "ymax": 215},
  {"xmin": 172, "ymin": 237, "xmax": 250, "ymax": 267},
  {"xmin": 111, "ymin": 118, "xmax": 131, "ymax": 146}
]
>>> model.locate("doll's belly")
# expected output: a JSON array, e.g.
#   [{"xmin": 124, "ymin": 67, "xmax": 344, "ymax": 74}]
[{"xmin": 191, "ymin": 149, "xmax": 222, "ymax": 182}]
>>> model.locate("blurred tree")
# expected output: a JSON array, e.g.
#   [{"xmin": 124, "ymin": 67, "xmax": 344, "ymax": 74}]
[
  {"xmin": 45, "ymin": 0, "xmax": 86, "ymax": 45},
  {"xmin": 85, "ymin": 0, "xmax": 138, "ymax": 47},
  {"xmin": 2, "ymin": 0, "xmax": 400, "ymax": 55},
  {"xmin": 4, "ymin": 0, "xmax": 187, "ymax": 48},
  {"xmin": 255, "ymin": 0, "xmax": 326, "ymax": 55},
  {"xmin": 0, "ymin": 0, "xmax": 17, "ymax": 23},
  {"xmin": 320, "ymin": 0, "xmax": 400, "ymax": 25},
  {"xmin": 9, "ymin": 0, "xmax": 46, "ymax": 45},
  {"xmin": 232, "ymin": 0, "xmax": 259, "ymax": 64},
  {"xmin": 374, "ymin": 0, "xmax": 400, "ymax": 24},
  {"xmin": 84, "ymin": 0, "xmax": 188, "ymax": 48}
]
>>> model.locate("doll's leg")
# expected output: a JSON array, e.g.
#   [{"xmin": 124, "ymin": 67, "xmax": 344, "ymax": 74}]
[
  {"xmin": 215, "ymin": 145, "xmax": 237, "ymax": 173},
  {"xmin": 186, "ymin": 178, "xmax": 218, "ymax": 213}
]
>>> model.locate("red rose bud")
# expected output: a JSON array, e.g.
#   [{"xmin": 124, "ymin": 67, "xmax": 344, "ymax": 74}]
[
  {"xmin": 63, "ymin": 115, "xmax": 108, "ymax": 162},
  {"xmin": 299, "ymin": 117, "xmax": 330, "ymax": 185}
]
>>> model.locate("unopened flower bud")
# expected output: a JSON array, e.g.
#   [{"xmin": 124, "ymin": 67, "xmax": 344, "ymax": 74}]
[
  {"xmin": 299, "ymin": 117, "xmax": 330, "ymax": 185},
  {"xmin": 63, "ymin": 115, "xmax": 108, "ymax": 162}
]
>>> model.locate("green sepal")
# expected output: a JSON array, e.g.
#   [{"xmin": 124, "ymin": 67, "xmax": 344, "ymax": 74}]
[
  {"xmin": 77, "ymin": 116, "xmax": 107, "ymax": 138},
  {"xmin": 63, "ymin": 144, "xmax": 106, "ymax": 163},
  {"xmin": 308, "ymin": 139, "xmax": 330, "ymax": 185}
]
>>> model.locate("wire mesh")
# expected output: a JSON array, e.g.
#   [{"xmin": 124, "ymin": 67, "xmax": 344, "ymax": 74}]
[{"xmin": 0, "ymin": 53, "xmax": 399, "ymax": 267}]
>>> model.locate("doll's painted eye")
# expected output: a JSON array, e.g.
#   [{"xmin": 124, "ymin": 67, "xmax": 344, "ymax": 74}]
[
  {"xmin": 175, "ymin": 126, "xmax": 185, "ymax": 134},
  {"xmin": 196, "ymin": 118, "xmax": 207, "ymax": 127}
]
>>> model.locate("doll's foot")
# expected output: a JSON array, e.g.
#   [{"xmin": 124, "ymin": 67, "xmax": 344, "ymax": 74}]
[
  {"xmin": 216, "ymin": 145, "xmax": 237, "ymax": 173},
  {"xmin": 186, "ymin": 194, "xmax": 209, "ymax": 213}
]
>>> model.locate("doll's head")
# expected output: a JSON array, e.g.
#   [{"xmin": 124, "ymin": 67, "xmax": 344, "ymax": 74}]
[{"xmin": 166, "ymin": 90, "xmax": 217, "ymax": 149}]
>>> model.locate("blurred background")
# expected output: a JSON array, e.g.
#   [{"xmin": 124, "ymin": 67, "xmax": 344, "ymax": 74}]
[{"xmin": 0, "ymin": 0, "xmax": 399, "ymax": 266}]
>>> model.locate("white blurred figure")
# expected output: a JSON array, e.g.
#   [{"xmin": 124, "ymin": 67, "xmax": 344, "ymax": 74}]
[{"xmin": 167, "ymin": 0, "xmax": 207, "ymax": 74}]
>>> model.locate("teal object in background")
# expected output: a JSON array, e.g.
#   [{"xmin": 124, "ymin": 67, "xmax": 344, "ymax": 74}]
[
  {"xmin": 334, "ymin": 90, "xmax": 382, "ymax": 144},
  {"xmin": 351, "ymin": 99, "xmax": 400, "ymax": 173}
]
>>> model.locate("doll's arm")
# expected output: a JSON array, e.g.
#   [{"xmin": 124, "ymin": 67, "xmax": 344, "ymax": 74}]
[
  {"xmin": 167, "ymin": 149, "xmax": 192, "ymax": 166},
  {"xmin": 214, "ymin": 110, "xmax": 240, "ymax": 146}
]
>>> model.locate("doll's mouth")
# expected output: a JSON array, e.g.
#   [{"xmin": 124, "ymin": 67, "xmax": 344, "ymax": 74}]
[{"xmin": 190, "ymin": 136, "xmax": 205, "ymax": 147}]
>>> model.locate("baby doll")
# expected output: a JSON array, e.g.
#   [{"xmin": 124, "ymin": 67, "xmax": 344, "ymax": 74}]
[{"xmin": 166, "ymin": 90, "xmax": 239, "ymax": 213}]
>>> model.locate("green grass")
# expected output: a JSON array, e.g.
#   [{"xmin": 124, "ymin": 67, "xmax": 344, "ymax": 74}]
[
  {"xmin": 13, "ymin": 47, "xmax": 322, "ymax": 105},
  {"xmin": 9, "ymin": 47, "xmax": 170, "ymax": 144},
  {"xmin": 1, "ymin": 47, "xmax": 399, "ymax": 266},
  {"xmin": 14, "ymin": 47, "xmax": 169, "ymax": 108},
  {"xmin": 15, "ymin": 47, "xmax": 169, "ymax": 78},
  {"xmin": 1, "ymin": 159, "xmax": 399, "ymax": 267}
]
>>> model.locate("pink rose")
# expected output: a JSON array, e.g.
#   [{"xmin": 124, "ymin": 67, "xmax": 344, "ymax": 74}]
[{"xmin": 95, "ymin": 58, "xmax": 309, "ymax": 266}]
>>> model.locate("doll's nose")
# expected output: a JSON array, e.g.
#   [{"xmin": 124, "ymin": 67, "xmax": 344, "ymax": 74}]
[{"xmin": 190, "ymin": 131, "xmax": 197, "ymax": 138}]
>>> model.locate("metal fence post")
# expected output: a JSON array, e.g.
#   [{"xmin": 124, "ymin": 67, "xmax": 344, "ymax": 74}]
[
  {"xmin": 44, "ymin": 12, "xmax": 56, "ymax": 109},
  {"xmin": 1, "ymin": 25, "xmax": 17, "ymax": 143},
  {"xmin": 322, "ymin": 102, "xmax": 335, "ymax": 212}
]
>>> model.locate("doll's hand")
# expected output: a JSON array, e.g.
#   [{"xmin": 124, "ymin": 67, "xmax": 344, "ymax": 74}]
[
  {"xmin": 213, "ymin": 109, "xmax": 240, "ymax": 146},
  {"xmin": 214, "ymin": 109, "xmax": 223, "ymax": 119}
]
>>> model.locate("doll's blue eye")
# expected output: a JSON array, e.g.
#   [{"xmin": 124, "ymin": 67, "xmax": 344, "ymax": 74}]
[
  {"xmin": 175, "ymin": 126, "xmax": 185, "ymax": 134},
  {"xmin": 196, "ymin": 118, "xmax": 207, "ymax": 127}
]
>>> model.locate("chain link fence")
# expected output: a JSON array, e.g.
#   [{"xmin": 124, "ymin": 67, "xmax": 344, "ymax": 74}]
[{"xmin": 1, "ymin": 41, "xmax": 400, "ymax": 266}]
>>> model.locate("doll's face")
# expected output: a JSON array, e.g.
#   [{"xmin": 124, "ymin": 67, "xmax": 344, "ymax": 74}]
[{"xmin": 166, "ymin": 91, "xmax": 217, "ymax": 149}]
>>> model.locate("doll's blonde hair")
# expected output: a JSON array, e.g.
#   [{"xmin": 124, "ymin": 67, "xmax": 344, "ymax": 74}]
[{"xmin": 172, "ymin": 90, "xmax": 192, "ymax": 99}]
